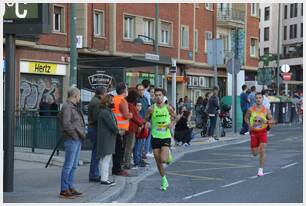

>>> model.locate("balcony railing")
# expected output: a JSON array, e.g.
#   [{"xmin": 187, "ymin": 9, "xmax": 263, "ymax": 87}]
[
  {"xmin": 217, "ymin": 8, "xmax": 245, "ymax": 24},
  {"xmin": 280, "ymin": 51, "xmax": 303, "ymax": 59}
]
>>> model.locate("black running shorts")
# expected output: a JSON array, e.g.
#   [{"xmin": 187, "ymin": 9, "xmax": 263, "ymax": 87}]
[{"xmin": 151, "ymin": 137, "xmax": 171, "ymax": 149}]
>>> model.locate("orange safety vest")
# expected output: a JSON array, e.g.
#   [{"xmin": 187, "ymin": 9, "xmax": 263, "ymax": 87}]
[{"xmin": 112, "ymin": 95, "xmax": 130, "ymax": 130}]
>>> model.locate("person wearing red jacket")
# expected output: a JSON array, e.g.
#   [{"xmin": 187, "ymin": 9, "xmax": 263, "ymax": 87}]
[
  {"xmin": 123, "ymin": 89, "xmax": 143, "ymax": 169},
  {"xmin": 132, "ymin": 102, "xmax": 149, "ymax": 169}
]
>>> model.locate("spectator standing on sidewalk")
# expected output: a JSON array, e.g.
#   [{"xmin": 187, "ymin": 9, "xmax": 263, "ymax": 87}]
[
  {"xmin": 60, "ymin": 87, "xmax": 85, "ymax": 199},
  {"xmin": 201, "ymin": 92, "xmax": 211, "ymax": 136},
  {"xmin": 240, "ymin": 84, "xmax": 250, "ymax": 135},
  {"xmin": 195, "ymin": 96, "xmax": 204, "ymax": 128},
  {"xmin": 183, "ymin": 96, "xmax": 192, "ymax": 111},
  {"xmin": 133, "ymin": 101, "xmax": 149, "ymax": 168},
  {"xmin": 149, "ymin": 86, "xmax": 155, "ymax": 104},
  {"xmin": 136, "ymin": 83, "xmax": 151, "ymax": 160},
  {"xmin": 262, "ymin": 89, "xmax": 270, "ymax": 110},
  {"xmin": 142, "ymin": 79, "xmax": 152, "ymax": 106},
  {"xmin": 96, "ymin": 94, "xmax": 119, "ymax": 185},
  {"xmin": 112, "ymin": 82, "xmax": 133, "ymax": 177},
  {"xmin": 207, "ymin": 86, "xmax": 220, "ymax": 141},
  {"xmin": 123, "ymin": 89, "xmax": 143, "ymax": 169},
  {"xmin": 87, "ymin": 86, "xmax": 106, "ymax": 182},
  {"xmin": 249, "ymin": 86, "xmax": 257, "ymax": 107}
]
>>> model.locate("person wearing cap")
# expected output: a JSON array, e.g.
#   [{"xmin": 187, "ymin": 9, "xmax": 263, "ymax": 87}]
[
  {"xmin": 88, "ymin": 86, "xmax": 106, "ymax": 182},
  {"xmin": 207, "ymin": 86, "xmax": 220, "ymax": 141}
]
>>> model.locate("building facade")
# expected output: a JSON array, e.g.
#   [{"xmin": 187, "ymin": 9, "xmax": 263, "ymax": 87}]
[
  {"xmin": 259, "ymin": 3, "xmax": 303, "ymax": 93},
  {"xmin": 3, "ymin": 3, "xmax": 260, "ymax": 111}
]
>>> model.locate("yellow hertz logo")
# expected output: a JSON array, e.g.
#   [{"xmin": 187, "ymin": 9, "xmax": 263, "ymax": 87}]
[{"xmin": 28, "ymin": 62, "xmax": 57, "ymax": 75}]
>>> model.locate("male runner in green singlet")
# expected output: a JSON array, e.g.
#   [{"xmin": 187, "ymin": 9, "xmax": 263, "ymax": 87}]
[{"xmin": 145, "ymin": 88, "xmax": 176, "ymax": 191}]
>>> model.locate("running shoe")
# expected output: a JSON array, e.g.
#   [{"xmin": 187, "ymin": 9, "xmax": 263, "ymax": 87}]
[
  {"xmin": 257, "ymin": 171, "xmax": 264, "ymax": 176},
  {"xmin": 161, "ymin": 176, "xmax": 169, "ymax": 191},
  {"xmin": 166, "ymin": 150, "xmax": 173, "ymax": 164}
]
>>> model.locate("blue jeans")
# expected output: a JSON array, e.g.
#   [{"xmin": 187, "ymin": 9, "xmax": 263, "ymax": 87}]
[
  {"xmin": 133, "ymin": 139, "xmax": 145, "ymax": 166},
  {"xmin": 208, "ymin": 115, "xmax": 217, "ymax": 137},
  {"xmin": 88, "ymin": 127, "xmax": 100, "ymax": 179},
  {"xmin": 144, "ymin": 129, "xmax": 152, "ymax": 154},
  {"xmin": 60, "ymin": 138, "xmax": 81, "ymax": 191}
]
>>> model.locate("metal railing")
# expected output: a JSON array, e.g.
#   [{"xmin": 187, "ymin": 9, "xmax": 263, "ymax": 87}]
[{"xmin": 217, "ymin": 8, "xmax": 245, "ymax": 23}]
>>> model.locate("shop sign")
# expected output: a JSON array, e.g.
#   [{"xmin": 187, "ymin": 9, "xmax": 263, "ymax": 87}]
[
  {"xmin": 88, "ymin": 73, "xmax": 113, "ymax": 89},
  {"xmin": 20, "ymin": 61, "xmax": 66, "ymax": 75},
  {"xmin": 145, "ymin": 53, "xmax": 160, "ymax": 61}
]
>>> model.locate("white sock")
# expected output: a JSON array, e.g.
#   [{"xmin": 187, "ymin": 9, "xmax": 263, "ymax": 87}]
[{"xmin": 258, "ymin": 168, "xmax": 263, "ymax": 173}]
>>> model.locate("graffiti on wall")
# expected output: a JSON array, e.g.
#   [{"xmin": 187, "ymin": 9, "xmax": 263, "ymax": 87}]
[{"xmin": 20, "ymin": 75, "xmax": 63, "ymax": 110}]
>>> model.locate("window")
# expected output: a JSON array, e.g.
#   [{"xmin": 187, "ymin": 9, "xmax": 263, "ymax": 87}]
[
  {"xmin": 53, "ymin": 6, "xmax": 64, "ymax": 33},
  {"xmin": 251, "ymin": 3, "xmax": 258, "ymax": 17},
  {"xmin": 181, "ymin": 25, "xmax": 189, "ymax": 49},
  {"xmin": 194, "ymin": 30, "xmax": 198, "ymax": 52},
  {"xmin": 264, "ymin": 7, "xmax": 270, "ymax": 21},
  {"xmin": 259, "ymin": 29, "xmax": 260, "ymax": 41},
  {"xmin": 264, "ymin": 47, "xmax": 269, "ymax": 54},
  {"xmin": 219, "ymin": 33, "xmax": 229, "ymax": 51},
  {"xmin": 290, "ymin": 3, "xmax": 298, "ymax": 18},
  {"xmin": 284, "ymin": 5, "xmax": 288, "ymax": 19},
  {"xmin": 94, "ymin": 10, "xmax": 104, "ymax": 37},
  {"xmin": 143, "ymin": 19, "xmax": 154, "ymax": 43},
  {"xmin": 301, "ymin": 23, "xmax": 303, "ymax": 37},
  {"xmin": 124, "ymin": 16, "xmax": 135, "ymax": 39},
  {"xmin": 250, "ymin": 38, "xmax": 257, "ymax": 57},
  {"xmin": 195, "ymin": 3, "xmax": 200, "ymax": 9},
  {"xmin": 205, "ymin": 31, "xmax": 212, "ymax": 53},
  {"xmin": 264, "ymin": 27, "xmax": 269, "ymax": 41},
  {"xmin": 290, "ymin": 24, "xmax": 297, "ymax": 39},
  {"xmin": 160, "ymin": 22, "xmax": 171, "ymax": 45},
  {"xmin": 205, "ymin": 3, "xmax": 213, "ymax": 10},
  {"xmin": 284, "ymin": 26, "xmax": 287, "ymax": 40}
]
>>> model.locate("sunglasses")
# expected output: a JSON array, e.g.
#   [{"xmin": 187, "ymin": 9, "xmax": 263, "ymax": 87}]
[{"xmin": 254, "ymin": 120, "xmax": 262, "ymax": 123}]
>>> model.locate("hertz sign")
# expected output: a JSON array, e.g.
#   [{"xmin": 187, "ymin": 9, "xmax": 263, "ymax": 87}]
[{"xmin": 3, "ymin": 3, "xmax": 51, "ymax": 34}]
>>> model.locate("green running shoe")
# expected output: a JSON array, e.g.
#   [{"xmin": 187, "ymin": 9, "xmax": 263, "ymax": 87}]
[
  {"xmin": 161, "ymin": 176, "xmax": 169, "ymax": 191},
  {"xmin": 166, "ymin": 149, "xmax": 173, "ymax": 165}
]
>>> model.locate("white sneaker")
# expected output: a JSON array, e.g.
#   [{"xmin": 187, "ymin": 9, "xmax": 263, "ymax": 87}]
[
  {"xmin": 245, "ymin": 132, "xmax": 250, "ymax": 135},
  {"xmin": 146, "ymin": 153, "xmax": 154, "ymax": 158},
  {"xmin": 257, "ymin": 168, "xmax": 264, "ymax": 176}
]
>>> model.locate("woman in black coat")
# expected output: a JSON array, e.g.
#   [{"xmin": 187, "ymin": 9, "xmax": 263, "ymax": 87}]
[{"xmin": 96, "ymin": 95, "xmax": 119, "ymax": 185}]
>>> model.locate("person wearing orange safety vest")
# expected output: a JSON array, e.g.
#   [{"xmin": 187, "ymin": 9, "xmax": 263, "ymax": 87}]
[
  {"xmin": 245, "ymin": 92, "xmax": 275, "ymax": 177},
  {"xmin": 111, "ymin": 82, "xmax": 133, "ymax": 177}
]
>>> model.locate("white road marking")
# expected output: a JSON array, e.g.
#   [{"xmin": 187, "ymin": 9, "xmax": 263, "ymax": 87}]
[
  {"xmin": 183, "ymin": 189, "xmax": 214, "ymax": 200},
  {"xmin": 281, "ymin": 162, "xmax": 298, "ymax": 169},
  {"xmin": 264, "ymin": 171, "xmax": 273, "ymax": 175},
  {"xmin": 221, "ymin": 180, "xmax": 246, "ymax": 188},
  {"xmin": 248, "ymin": 175, "xmax": 258, "ymax": 179}
]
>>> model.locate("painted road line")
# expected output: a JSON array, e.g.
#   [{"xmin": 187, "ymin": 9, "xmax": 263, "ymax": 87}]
[
  {"xmin": 179, "ymin": 160, "xmax": 250, "ymax": 167},
  {"xmin": 281, "ymin": 162, "xmax": 298, "ymax": 169},
  {"xmin": 183, "ymin": 189, "xmax": 214, "ymax": 200},
  {"xmin": 248, "ymin": 175, "xmax": 258, "ymax": 179},
  {"xmin": 221, "ymin": 179, "xmax": 246, "ymax": 188},
  {"xmin": 167, "ymin": 171, "xmax": 223, "ymax": 181},
  {"xmin": 264, "ymin": 171, "xmax": 273, "ymax": 175},
  {"xmin": 168, "ymin": 165, "xmax": 253, "ymax": 173}
]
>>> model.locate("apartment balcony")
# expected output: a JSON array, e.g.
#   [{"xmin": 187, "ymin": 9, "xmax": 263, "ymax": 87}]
[{"xmin": 216, "ymin": 8, "xmax": 245, "ymax": 29}]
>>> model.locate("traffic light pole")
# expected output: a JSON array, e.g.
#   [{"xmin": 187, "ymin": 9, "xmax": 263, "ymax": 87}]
[
  {"xmin": 154, "ymin": 3, "xmax": 159, "ymax": 87},
  {"xmin": 276, "ymin": 4, "xmax": 281, "ymax": 95},
  {"xmin": 4, "ymin": 34, "xmax": 16, "ymax": 192}
]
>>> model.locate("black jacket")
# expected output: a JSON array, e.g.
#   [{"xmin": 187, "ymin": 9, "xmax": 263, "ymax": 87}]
[{"xmin": 207, "ymin": 95, "xmax": 220, "ymax": 115}]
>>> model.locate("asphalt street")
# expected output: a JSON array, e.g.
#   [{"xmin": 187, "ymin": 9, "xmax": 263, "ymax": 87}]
[{"xmin": 130, "ymin": 124, "xmax": 303, "ymax": 203}]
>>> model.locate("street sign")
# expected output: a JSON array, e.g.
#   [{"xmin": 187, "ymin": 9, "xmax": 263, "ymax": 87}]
[
  {"xmin": 4, "ymin": 3, "xmax": 50, "ymax": 34},
  {"xmin": 226, "ymin": 57, "xmax": 241, "ymax": 75},
  {"xmin": 145, "ymin": 53, "xmax": 160, "ymax": 61},
  {"xmin": 207, "ymin": 39, "xmax": 224, "ymax": 66},
  {"xmin": 281, "ymin": 64, "xmax": 290, "ymax": 73},
  {"xmin": 281, "ymin": 72, "xmax": 292, "ymax": 81},
  {"xmin": 256, "ymin": 67, "xmax": 273, "ymax": 85}
]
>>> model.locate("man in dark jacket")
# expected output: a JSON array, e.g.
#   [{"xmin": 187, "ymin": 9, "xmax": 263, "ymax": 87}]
[
  {"xmin": 207, "ymin": 86, "xmax": 220, "ymax": 141},
  {"xmin": 240, "ymin": 84, "xmax": 250, "ymax": 135},
  {"xmin": 88, "ymin": 86, "xmax": 106, "ymax": 182},
  {"xmin": 60, "ymin": 87, "xmax": 86, "ymax": 199}
]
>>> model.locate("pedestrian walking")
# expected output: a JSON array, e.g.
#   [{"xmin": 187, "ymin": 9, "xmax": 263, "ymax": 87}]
[
  {"xmin": 59, "ymin": 87, "xmax": 85, "ymax": 199},
  {"xmin": 96, "ymin": 94, "xmax": 119, "ymax": 185},
  {"xmin": 123, "ymin": 89, "xmax": 143, "ymax": 169},
  {"xmin": 194, "ymin": 96, "xmax": 204, "ymax": 128},
  {"xmin": 249, "ymin": 86, "xmax": 257, "ymax": 107},
  {"xmin": 145, "ymin": 88, "xmax": 176, "ymax": 191},
  {"xmin": 112, "ymin": 82, "xmax": 133, "ymax": 177},
  {"xmin": 244, "ymin": 92, "xmax": 274, "ymax": 176},
  {"xmin": 207, "ymin": 86, "xmax": 220, "ymax": 141},
  {"xmin": 133, "ymin": 101, "xmax": 148, "ymax": 168},
  {"xmin": 87, "ymin": 86, "xmax": 106, "ymax": 182},
  {"xmin": 240, "ymin": 84, "xmax": 250, "ymax": 135}
]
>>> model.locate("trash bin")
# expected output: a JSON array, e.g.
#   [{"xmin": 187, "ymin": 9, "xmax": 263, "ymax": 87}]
[{"xmin": 268, "ymin": 96, "xmax": 280, "ymax": 123}]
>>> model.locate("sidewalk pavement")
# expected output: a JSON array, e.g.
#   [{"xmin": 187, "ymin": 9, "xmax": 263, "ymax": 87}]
[{"xmin": 4, "ymin": 130, "xmax": 250, "ymax": 203}]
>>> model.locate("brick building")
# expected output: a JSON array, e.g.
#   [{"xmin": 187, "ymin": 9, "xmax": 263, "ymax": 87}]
[{"xmin": 3, "ymin": 3, "xmax": 259, "ymax": 112}]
